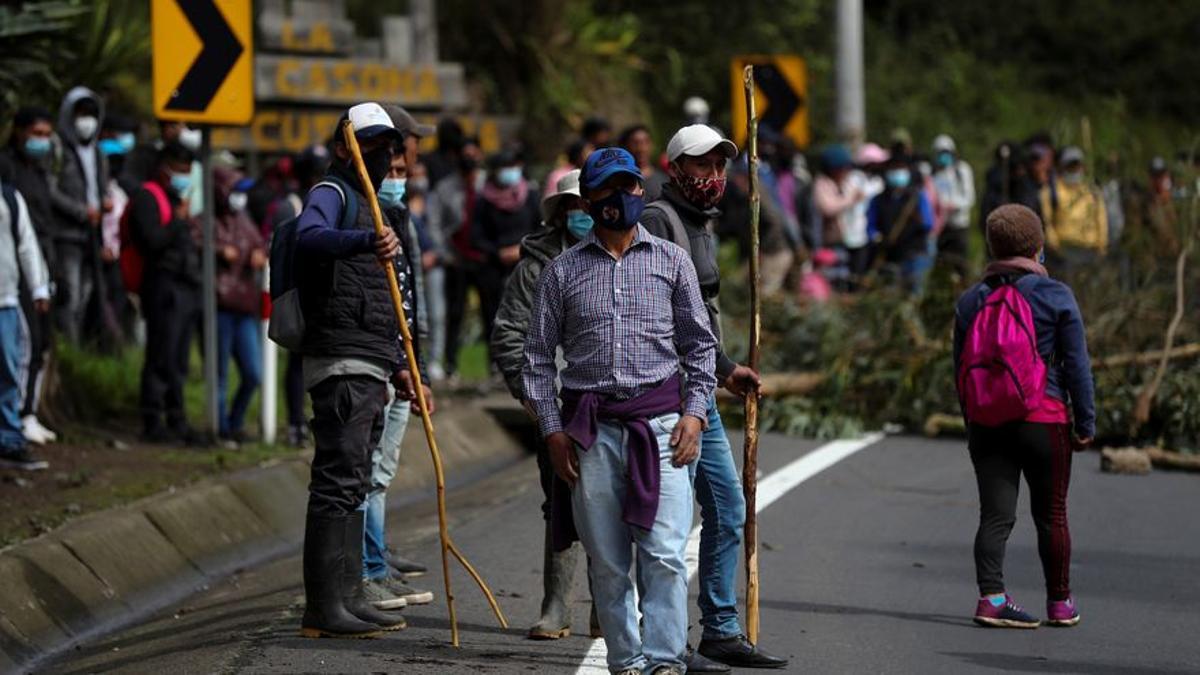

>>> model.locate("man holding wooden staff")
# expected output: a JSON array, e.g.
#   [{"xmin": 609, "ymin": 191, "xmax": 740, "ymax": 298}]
[
  {"xmin": 641, "ymin": 124, "xmax": 788, "ymax": 670},
  {"xmin": 292, "ymin": 102, "xmax": 415, "ymax": 638}
]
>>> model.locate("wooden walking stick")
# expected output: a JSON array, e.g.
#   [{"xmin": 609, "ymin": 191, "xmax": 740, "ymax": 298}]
[
  {"xmin": 342, "ymin": 121, "xmax": 509, "ymax": 647},
  {"xmin": 742, "ymin": 64, "xmax": 763, "ymax": 644}
]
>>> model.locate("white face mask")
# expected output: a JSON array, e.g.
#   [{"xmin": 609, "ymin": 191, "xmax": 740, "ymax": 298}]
[
  {"xmin": 74, "ymin": 115, "xmax": 99, "ymax": 141},
  {"xmin": 179, "ymin": 127, "xmax": 203, "ymax": 151},
  {"xmin": 228, "ymin": 192, "xmax": 248, "ymax": 212}
]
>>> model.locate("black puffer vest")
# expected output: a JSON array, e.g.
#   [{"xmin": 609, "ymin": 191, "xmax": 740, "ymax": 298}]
[{"xmin": 299, "ymin": 168, "xmax": 400, "ymax": 366}]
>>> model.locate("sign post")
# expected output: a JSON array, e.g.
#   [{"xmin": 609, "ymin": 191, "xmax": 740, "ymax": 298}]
[
  {"xmin": 153, "ymin": 0, "xmax": 253, "ymax": 439},
  {"xmin": 730, "ymin": 55, "xmax": 809, "ymax": 150}
]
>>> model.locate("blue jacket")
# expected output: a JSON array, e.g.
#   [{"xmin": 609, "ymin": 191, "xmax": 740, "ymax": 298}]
[{"xmin": 953, "ymin": 273, "xmax": 1096, "ymax": 437}]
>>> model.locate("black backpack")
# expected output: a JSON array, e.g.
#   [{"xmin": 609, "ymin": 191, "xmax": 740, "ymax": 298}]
[{"xmin": 268, "ymin": 176, "xmax": 358, "ymax": 351}]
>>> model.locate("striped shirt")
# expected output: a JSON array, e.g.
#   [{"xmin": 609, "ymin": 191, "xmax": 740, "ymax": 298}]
[{"xmin": 522, "ymin": 224, "xmax": 717, "ymax": 438}]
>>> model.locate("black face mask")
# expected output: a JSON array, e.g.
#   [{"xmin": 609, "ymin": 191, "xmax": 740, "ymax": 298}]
[
  {"xmin": 360, "ymin": 145, "xmax": 393, "ymax": 192},
  {"xmin": 459, "ymin": 156, "xmax": 479, "ymax": 173}
]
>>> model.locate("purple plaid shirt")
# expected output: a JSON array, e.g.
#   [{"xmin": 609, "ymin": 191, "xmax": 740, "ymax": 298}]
[{"xmin": 522, "ymin": 224, "xmax": 718, "ymax": 438}]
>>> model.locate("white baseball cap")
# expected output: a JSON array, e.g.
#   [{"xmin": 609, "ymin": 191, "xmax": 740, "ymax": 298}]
[
  {"xmin": 932, "ymin": 134, "xmax": 956, "ymax": 153},
  {"xmin": 346, "ymin": 102, "xmax": 401, "ymax": 141},
  {"xmin": 541, "ymin": 169, "xmax": 583, "ymax": 222},
  {"xmin": 666, "ymin": 124, "xmax": 738, "ymax": 163}
]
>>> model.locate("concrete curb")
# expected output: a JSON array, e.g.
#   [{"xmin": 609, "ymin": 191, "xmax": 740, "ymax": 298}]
[{"xmin": 0, "ymin": 397, "xmax": 531, "ymax": 674}]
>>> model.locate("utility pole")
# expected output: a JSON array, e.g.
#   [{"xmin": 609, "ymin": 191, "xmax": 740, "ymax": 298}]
[
  {"xmin": 410, "ymin": 0, "xmax": 438, "ymax": 64},
  {"xmin": 836, "ymin": 0, "xmax": 865, "ymax": 147}
]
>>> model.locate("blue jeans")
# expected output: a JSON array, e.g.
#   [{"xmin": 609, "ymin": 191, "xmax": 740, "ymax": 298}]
[
  {"xmin": 217, "ymin": 311, "xmax": 262, "ymax": 435},
  {"xmin": 573, "ymin": 413, "xmax": 692, "ymax": 673},
  {"xmin": 0, "ymin": 308, "xmax": 28, "ymax": 452},
  {"xmin": 694, "ymin": 399, "xmax": 748, "ymax": 640},
  {"xmin": 363, "ymin": 388, "xmax": 412, "ymax": 580}
]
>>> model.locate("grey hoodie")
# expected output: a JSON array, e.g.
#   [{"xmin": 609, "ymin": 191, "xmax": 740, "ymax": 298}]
[
  {"xmin": 490, "ymin": 223, "xmax": 573, "ymax": 399},
  {"xmin": 50, "ymin": 86, "xmax": 109, "ymax": 244}
]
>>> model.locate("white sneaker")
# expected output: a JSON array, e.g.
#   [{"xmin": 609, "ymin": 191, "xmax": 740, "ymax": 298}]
[
  {"xmin": 428, "ymin": 363, "xmax": 446, "ymax": 382},
  {"xmin": 22, "ymin": 416, "xmax": 48, "ymax": 445},
  {"xmin": 28, "ymin": 416, "xmax": 57, "ymax": 443}
]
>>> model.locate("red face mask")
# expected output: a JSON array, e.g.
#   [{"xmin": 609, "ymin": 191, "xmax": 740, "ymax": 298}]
[{"xmin": 671, "ymin": 164, "xmax": 727, "ymax": 210}]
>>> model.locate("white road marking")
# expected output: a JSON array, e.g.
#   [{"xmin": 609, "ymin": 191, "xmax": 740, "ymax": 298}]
[{"xmin": 574, "ymin": 433, "xmax": 886, "ymax": 673}]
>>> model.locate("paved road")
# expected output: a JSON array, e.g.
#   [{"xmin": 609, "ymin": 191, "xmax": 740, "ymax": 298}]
[{"xmin": 43, "ymin": 432, "xmax": 1200, "ymax": 674}]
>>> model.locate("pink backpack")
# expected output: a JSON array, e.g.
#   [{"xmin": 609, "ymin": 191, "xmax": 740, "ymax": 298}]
[{"xmin": 957, "ymin": 280, "xmax": 1047, "ymax": 426}]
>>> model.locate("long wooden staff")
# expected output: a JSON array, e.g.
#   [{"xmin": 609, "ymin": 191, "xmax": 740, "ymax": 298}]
[
  {"xmin": 742, "ymin": 64, "xmax": 763, "ymax": 644},
  {"xmin": 342, "ymin": 121, "xmax": 508, "ymax": 646}
]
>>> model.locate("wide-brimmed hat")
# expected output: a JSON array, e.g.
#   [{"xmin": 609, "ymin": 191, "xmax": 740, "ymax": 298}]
[{"xmin": 541, "ymin": 169, "xmax": 583, "ymax": 221}]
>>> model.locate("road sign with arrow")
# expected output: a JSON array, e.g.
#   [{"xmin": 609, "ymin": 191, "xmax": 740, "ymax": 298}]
[
  {"xmin": 153, "ymin": 0, "xmax": 253, "ymax": 125},
  {"xmin": 731, "ymin": 55, "xmax": 808, "ymax": 149}
]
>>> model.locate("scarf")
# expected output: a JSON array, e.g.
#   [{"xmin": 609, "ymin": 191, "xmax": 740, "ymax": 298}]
[
  {"xmin": 983, "ymin": 256, "xmax": 1049, "ymax": 279},
  {"xmin": 481, "ymin": 177, "xmax": 529, "ymax": 212}
]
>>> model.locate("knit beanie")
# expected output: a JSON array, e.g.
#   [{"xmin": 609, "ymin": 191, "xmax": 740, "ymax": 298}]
[{"xmin": 986, "ymin": 204, "xmax": 1045, "ymax": 259}]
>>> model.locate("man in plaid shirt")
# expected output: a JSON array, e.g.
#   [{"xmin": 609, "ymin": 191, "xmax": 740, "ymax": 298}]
[{"xmin": 522, "ymin": 147, "xmax": 717, "ymax": 675}]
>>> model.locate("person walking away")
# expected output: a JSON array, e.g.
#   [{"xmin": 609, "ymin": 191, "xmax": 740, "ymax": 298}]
[
  {"xmin": 127, "ymin": 142, "xmax": 202, "ymax": 444},
  {"xmin": 492, "ymin": 169, "xmax": 599, "ymax": 641},
  {"xmin": 620, "ymin": 125, "xmax": 668, "ymax": 201},
  {"xmin": 1040, "ymin": 146, "xmax": 1108, "ymax": 280},
  {"xmin": 843, "ymin": 143, "xmax": 888, "ymax": 288},
  {"xmin": 50, "ymin": 86, "xmax": 109, "ymax": 344},
  {"xmin": 471, "ymin": 150, "xmax": 539, "ymax": 373},
  {"xmin": 954, "ymin": 204, "xmax": 1094, "ymax": 629},
  {"xmin": 358, "ymin": 104, "xmax": 436, "ymax": 610},
  {"xmin": 522, "ymin": 147, "xmax": 717, "ymax": 675},
  {"xmin": 979, "ymin": 141, "xmax": 1040, "ymax": 225},
  {"xmin": 642, "ymin": 126, "xmax": 789, "ymax": 670},
  {"xmin": 931, "ymin": 134, "xmax": 976, "ymax": 278},
  {"xmin": 867, "ymin": 154, "xmax": 936, "ymax": 294},
  {"xmin": 428, "ymin": 137, "xmax": 486, "ymax": 381},
  {"xmin": 0, "ymin": 179, "xmax": 51, "ymax": 471},
  {"xmin": 813, "ymin": 144, "xmax": 867, "ymax": 292},
  {"xmin": 212, "ymin": 167, "xmax": 266, "ymax": 446},
  {"xmin": 293, "ymin": 103, "xmax": 410, "ymax": 638},
  {"xmin": 0, "ymin": 108, "xmax": 60, "ymax": 445}
]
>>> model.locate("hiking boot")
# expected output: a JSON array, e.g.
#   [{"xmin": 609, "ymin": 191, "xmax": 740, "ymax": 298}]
[
  {"xmin": 362, "ymin": 578, "xmax": 408, "ymax": 611},
  {"xmin": 1046, "ymin": 597, "xmax": 1081, "ymax": 627},
  {"xmin": 615, "ymin": 669, "xmax": 641, "ymax": 675},
  {"xmin": 382, "ymin": 575, "xmax": 434, "ymax": 605},
  {"xmin": 387, "ymin": 550, "xmax": 428, "ymax": 577},
  {"xmin": 974, "ymin": 594, "xmax": 1040, "ymax": 628},
  {"xmin": 698, "ymin": 635, "xmax": 788, "ymax": 669},
  {"xmin": 299, "ymin": 513, "xmax": 382, "ymax": 639},
  {"xmin": 650, "ymin": 666, "xmax": 685, "ymax": 675},
  {"xmin": 0, "ymin": 447, "xmax": 48, "ymax": 471},
  {"xmin": 528, "ymin": 528, "xmax": 578, "ymax": 640}
]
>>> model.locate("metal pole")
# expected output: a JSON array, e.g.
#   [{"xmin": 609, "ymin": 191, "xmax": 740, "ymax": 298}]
[
  {"xmin": 836, "ymin": 0, "xmax": 866, "ymax": 147},
  {"xmin": 261, "ymin": 268, "xmax": 277, "ymax": 444},
  {"xmin": 201, "ymin": 128, "xmax": 219, "ymax": 439}
]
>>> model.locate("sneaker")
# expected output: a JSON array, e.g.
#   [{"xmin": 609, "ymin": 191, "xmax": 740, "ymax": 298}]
[
  {"xmin": 382, "ymin": 576, "xmax": 434, "ymax": 605},
  {"xmin": 387, "ymin": 551, "xmax": 428, "ymax": 577},
  {"xmin": 27, "ymin": 416, "xmax": 57, "ymax": 443},
  {"xmin": 974, "ymin": 594, "xmax": 1040, "ymax": 628},
  {"xmin": 1046, "ymin": 597, "xmax": 1081, "ymax": 627},
  {"xmin": 21, "ymin": 416, "xmax": 49, "ymax": 445},
  {"xmin": 362, "ymin": 579, "xmax": 408, "ymax": 611},
  {"xmin": 428, "ymin": 362, "xmax": 446, "ymax": 382},
  {"xmin": 0, "ymin": 448, "xmax": 49, "ymax": 471}
]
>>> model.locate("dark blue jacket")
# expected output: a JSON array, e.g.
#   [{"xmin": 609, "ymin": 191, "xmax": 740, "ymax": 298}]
[{"xmin": 953, "ymin": 273, "xmax": 1096, "ymax": 437}]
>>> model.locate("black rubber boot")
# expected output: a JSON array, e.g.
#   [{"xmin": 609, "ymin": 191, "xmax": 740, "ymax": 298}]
[
  {"xmin": 343, "ymin": 510, "xmax": 407, "ymax": 631},
  {"xmin": 300, "ymin": 512, "xmax": 382, "ymax": 638}
]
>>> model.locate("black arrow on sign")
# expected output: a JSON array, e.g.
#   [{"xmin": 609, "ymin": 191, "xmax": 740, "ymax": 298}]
[
  {"xmin": 164, "ymin": 0, "xmax": 243, "ymax": 112},
  {"xmin": 753, "ymin": 63, "xmax": 805, "ymax": 133}
]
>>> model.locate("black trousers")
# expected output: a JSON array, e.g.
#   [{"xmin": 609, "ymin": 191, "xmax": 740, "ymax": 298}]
[
  {"xmin": 285, "ymin": 351, "xmax": 305, "ymax": 427},
  {"xmin": 140, "ymin": 277, "xmax": 201, "ymax": 432},
  {"xmin": 18, "ymin": 290, "xmax": 51, "ymax": 417},
  {"xmin": 307, "ymin": 375, "xmax": 387, "ymax": 516},
  {"xmin": 937, "ymin": 226, "xmax": 971, "ymax": 277},
  {"xmin": 444, "ymin": 261, "xmax": 505, "ymax": 374},
  {"xmin": 968, "ymin": 421, "xmax": 1074, "ymax": 600}
]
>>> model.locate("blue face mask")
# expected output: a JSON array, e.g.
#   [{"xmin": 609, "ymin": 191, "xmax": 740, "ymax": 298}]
[
  {"xmin": 588, "ymin": 190, "xmax": 645, "ymax": 232},
  {"xmin": 169, "ymin": 171, "xmax": 192, "ymax": 195},
  {"xmin": 497, "ymin": 166, "xmax": 523, "ymax": 187},
  {"xmin": 378, "ymin": 178, "xmax": 407, "ymax": 207},
  {"xmin": 566, "ymin": 209, "xmax": 594, "ymax": 239},
  {"xmin": 98, "ymin": 138, "xmax": 127, "ymax": 156},
  {"xmin": 885, "ymin": 169, "xmax": 911, "ymax": 189},
  {"xmin": 117, "ymin": 132, "xmax": 136, "ymax": 153},
  {"xmin": 936, "ymin": 151, "xmax": 954, "ymax": 168},
  {"xmin": 23, "ymin": 136, "xmax": 51, "ymax": 158}
]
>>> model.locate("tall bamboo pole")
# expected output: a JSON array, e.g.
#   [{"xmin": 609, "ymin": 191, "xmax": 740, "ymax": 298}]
[
  {"xmin": 342, "ymin": 122, "xmax": 508, "ymax": 646},
  {"xmin": 742, "ymin": 64, "xmax": 763, "ymax": 644}
]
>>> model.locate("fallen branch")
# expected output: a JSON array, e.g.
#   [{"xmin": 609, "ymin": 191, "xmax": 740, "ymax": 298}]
[
  {"xmin": 1093, "ymin": 343, "xmax": 1200, "ymax": 369},
  {"xmin": 1146, "ymin": 447, "xmax": 1200, "ymax": 472},
  {"xmin": 716, "ymin": 372, "xmax": 825, "ymax": 402},
  {"xmin": 1131, "ymin": 240, "xmax": 1192, "ymax": 434}
]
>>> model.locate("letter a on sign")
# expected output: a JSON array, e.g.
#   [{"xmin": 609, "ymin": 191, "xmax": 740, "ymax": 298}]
[{"xmin": 153, "ymin": 0, "xmax": 254, "ymax": 125}]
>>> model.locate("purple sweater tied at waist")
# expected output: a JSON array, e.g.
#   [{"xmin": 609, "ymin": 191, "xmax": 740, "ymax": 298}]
[{"xmin": 551, "ymin": 374, "xmax": 684, "ymax": 551}]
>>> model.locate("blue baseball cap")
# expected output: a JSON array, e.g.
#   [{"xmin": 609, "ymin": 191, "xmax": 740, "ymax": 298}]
[{"xmin": 581, "ymin": 147, "xmax": 643, "ymax": 191}]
